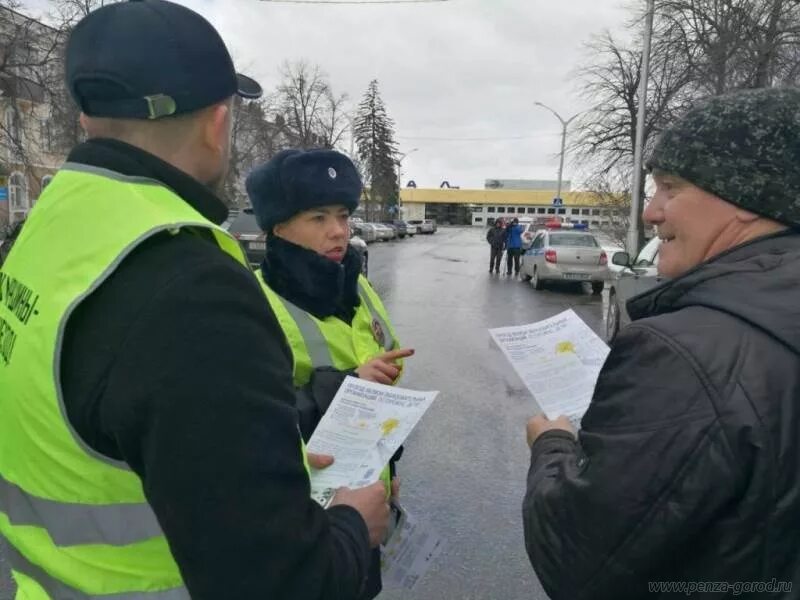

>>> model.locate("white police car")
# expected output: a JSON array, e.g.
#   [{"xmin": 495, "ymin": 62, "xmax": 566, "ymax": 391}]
[{"xmin": 519, "ymin": 223, "xmax": 609, "ymax": 294}]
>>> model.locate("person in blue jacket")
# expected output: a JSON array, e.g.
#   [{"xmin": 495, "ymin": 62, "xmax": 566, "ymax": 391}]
[{"xmin": 505, "ymin": 217, "xmax": 525, "ymax": 276}]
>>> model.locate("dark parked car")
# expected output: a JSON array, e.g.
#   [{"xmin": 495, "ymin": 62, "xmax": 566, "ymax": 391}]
[
  {"xmin": 223, "ymin": 208, "xmax": 266, "ymax": 267},
  {"xmin": 383, "ymin": 220, "xmax": 414, "ymax": 239}
]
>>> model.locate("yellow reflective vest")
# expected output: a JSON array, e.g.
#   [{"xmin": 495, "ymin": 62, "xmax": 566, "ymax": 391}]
[
  {"xmin": 257, "ymin": 269, "xmax": 400, "ymax": 492},
  {"xmin": 0, "ymin": 163, "xmax": 261, "ymax": 599}
]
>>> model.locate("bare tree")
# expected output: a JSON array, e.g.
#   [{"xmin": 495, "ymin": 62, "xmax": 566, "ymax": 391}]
[
  {"xmin": 274, "ymin": 60, "xmax": 350, "ymax": 150},
  {"xmin": 656, "ymin": 0, "xmax": 800, "ymax": 93},
  {"xmin": 221, "ymin": 96, "xmax": 288, "ymax": 207},
  {"xmin": 573, "ymin": 0, "xmax": 800, "ymax": 251},
  {"xmin": 571, "ymin": 28, "xmax": 693, "ymax": 248}
]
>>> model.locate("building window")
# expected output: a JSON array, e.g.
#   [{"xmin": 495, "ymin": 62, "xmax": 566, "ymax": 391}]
[
  {"xmin": 527, "ymin": 207, "xmax": 536, "ymax": 214},
  {"xmin": 557, "ymin": 208, "xmax": 566, "ymax": 214},
  {"xmin": 475, "ymin": 217, "xmax": 483, "ymax": 223},
  {"xmin": 537, "ymin": 208, "xmax": 546, "ymax": 214},
  {"xmin": 40, "ymin": 120, "xmax": 54, "ymax": 153},
  {"xmin": 581, "ymin": 220, "xmax": 589, "ymax": 225},
  {"xmin": 581, "ymin": 209, "xmax": 590, "ymax": 215},
  {"xmin": 547, "ymin": 208, "xmax": 556, "ymax": 214},
  {"xmin": 571, "ymin": 209, "xmax": 580, "ymax": 215},
  {"xmin": 5, "ymin": 108, "xmax": 22, "ymax": 160},
  {"xmin": 592, "ymin": 209, "xmax": 601, "ymax": 216},
  {"xmin": 9, "ymin": 171, "xmax": 29, "ymax": 216},
  {"xmin": 591, "ymin": 220, "xmax": 600, "ymax": 226},
  {"xmin": 487, "ymin": 206, "xmax": 496, "ymax": 213},
  {"xmin": 517, "ymin": 207, "xmax": 525, "ymax": 214}
]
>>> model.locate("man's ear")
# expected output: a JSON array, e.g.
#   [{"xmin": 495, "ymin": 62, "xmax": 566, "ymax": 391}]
[
  {"xmin": 203, "ymin": 103, "xmax": 230, "ymax": 154},
  {"xmin": 79, "ymin": 112, "xmax": 90, "ymax": 134}
]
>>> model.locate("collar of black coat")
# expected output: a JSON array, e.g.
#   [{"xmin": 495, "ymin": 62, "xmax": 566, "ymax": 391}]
[
  {"xmin": 627, "ymin": 230, "xmax": 800, "ymax": 354},
  {"xmin": 65, "ymin": 138, "xmax": 228, "ymax": 225},
  {"xmin": 260, "ymin": 235, "xmax": 363, "ymax": 322}
]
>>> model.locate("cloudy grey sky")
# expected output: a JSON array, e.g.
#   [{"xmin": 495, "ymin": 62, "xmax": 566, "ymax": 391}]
[{"xmin": 27, "ymin": 0, "xmax": 637, "ymax": 190}]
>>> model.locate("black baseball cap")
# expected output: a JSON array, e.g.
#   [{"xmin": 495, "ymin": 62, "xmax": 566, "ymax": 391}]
[{"xmin": 66, "ymin": 0, "xmax": 262, "ymax": 120}]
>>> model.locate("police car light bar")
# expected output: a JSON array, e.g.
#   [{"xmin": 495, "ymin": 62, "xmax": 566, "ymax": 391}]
[{"xmin": 546, "ymin": 221, "xmax": 590, "ymax": 230}]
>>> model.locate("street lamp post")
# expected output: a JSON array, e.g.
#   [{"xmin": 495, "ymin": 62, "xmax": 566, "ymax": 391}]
[
  {"xmin": 534, "ymin": 102, "xmax": 580, "ymax": 204},
  {"xmin": 627, "ymin": 0, "xmax": 656, "ymax": 255},
  {"xmin": 395, "ymin": 148, "xmax": 418, "ymax": 217}
]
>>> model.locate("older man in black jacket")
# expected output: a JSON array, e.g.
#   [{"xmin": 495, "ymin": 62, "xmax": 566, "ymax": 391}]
[{"xmin": 522, "ymin": 87, "xmax": 800, "ymax": 599}]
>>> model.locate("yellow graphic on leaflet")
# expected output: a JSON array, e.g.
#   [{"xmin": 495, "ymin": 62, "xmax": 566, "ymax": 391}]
[
  {"xmin": 381, "ymin": 418, "xmax": 400, "ymax": 437},
  {"xmin": 555, "ymin": 341, "xmax": 576, "ymax": 355}
]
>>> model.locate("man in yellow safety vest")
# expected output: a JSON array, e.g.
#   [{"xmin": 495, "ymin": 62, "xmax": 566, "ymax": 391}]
[{"xmin": 0, "ymin": 2, "xmax": 390, "ymax": 598}]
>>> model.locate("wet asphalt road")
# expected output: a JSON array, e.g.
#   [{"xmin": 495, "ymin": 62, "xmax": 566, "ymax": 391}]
[
  {"xmin": 0, "ymin": 227, "xmax": 606, "ymax": 600},
  {"xmin": 369, "ymin": 227, "xmax": 605, "ymax": 600}
]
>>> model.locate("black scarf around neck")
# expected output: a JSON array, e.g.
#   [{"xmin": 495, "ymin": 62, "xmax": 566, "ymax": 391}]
[{"xmin": 260, "ymin": 236, "xmax": 363, "ymax": 323}]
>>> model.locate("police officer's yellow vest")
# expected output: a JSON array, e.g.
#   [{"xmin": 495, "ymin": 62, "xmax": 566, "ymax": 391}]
[
  {"xmin": 258, "ymin": 270, "xmax": 399, "ymax": 492},
  {"xmin": 0, "ymin": 163, "xmax": 266, "ymax": 599},
  {"xmin": 258, "ymin": 271, "xmax": 399, "ymax": 387}
]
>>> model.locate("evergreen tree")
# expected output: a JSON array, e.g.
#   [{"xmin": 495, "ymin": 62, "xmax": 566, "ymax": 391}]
[{"xmin": 353, "ymin": 80, "xmax": 398, "ymax": 220}]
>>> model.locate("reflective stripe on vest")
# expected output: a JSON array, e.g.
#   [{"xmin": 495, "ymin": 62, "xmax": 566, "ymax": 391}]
[
  {"xmin": 0, "ymin": 165, "xmax": 256, "ymax": 598},
  {"xmin": 358, "ymin": 282, "xmax": 394, "ymax": 353},
  {"xmin": 281, "ymin": 300, "xmax": 336, "ymax": 369},
  {"xmin": 0, "ymin": 473, "xmax": 162, "ymax": 547},
  {"xmin": 268, "ymin": 278, "xmax": 397, "ymax": 379},
  {"xmin": 4, "ymin": 537, "xmax": 189, "ymax": 600}
]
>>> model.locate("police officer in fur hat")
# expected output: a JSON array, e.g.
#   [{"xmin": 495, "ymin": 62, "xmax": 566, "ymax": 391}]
[
  {"xmin": 247, "ymin": 148, "xmax": 414, "ymax": 599},
  {"xmin": 522, "ymin": 87, "xmax": 800, "ymax": 598}
]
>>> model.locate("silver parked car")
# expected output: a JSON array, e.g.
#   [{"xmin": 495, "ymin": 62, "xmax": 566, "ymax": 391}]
[
  {"xmin": 606, "ymin": 236, "xmax": 663, "ymax": 341},
  {"xmin": 520, "ymin": 228, "xmax": 609, "ymax": 294},
  {"xmin": 372, "ymin": 223, "xmax": 396, "ymax": 241},
  {"xmin": 352, "ymin": 221, "xmax": 378, "ymax": 243},
  {"xmin": 407, "ymin": 219, "xmax": 436, "ymax": 234}
]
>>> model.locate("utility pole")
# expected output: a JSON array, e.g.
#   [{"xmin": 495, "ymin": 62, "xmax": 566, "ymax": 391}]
[
  {"xmin": 533, "ymin": 102, "xmax": 580, "ymax": 203},
  {"xmin": 395, "ymin": 148, "xmax": 418, "ymax": 218},
  {"xmin": 627, "ymin": 0, "xmax": 656, "ymax": 255}
]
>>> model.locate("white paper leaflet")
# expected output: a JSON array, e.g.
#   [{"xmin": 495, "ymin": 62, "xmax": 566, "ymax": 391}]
[
  {"xmin": 307, "ymin": 377, "xmax": 438, "ymax": 496},
  {"xmin": 489, "ymin": 309, "xmax": 610, "ymax": 424},
  {"xmin": 381, "ymin": 507, "xmax": 445, "ymax": 590}
]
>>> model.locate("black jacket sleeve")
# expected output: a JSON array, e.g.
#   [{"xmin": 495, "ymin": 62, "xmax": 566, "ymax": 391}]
[
  {"xmin": 62, "ymin": 235, "xmax": 370, "ymax": 599},
  {"xmin": 522, "ymin": 324, "xmax": 744, "ymax": 600},
  {"xmin": 297, "ymin": 368, "xmax": 353, "ymax": 441}
]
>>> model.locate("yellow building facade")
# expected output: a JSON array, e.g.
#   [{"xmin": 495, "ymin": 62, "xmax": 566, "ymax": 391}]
[{"xmin": 399, "ymin": 188, "xmax": 626, "ymax": 228}]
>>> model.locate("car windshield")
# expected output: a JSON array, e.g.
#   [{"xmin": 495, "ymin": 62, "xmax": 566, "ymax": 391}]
[
  {"xmin": 635, "ymin": 237, "xmax": 661, "ymax": 266},
  {"xmin": 227, "ymin": 211, "xmax": 262, "ymax": 235},
  {"xmin": 548, "ymin": 233, "xmax": 598, "ymax": 247}
]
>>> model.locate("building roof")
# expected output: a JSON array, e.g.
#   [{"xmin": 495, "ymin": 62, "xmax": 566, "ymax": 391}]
[{"xmin": 400, "ymin": 187, "xmax": 625, "ymax": 207}]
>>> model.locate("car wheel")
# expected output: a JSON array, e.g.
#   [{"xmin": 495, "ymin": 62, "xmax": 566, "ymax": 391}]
[
  {"xmin": 532, "ymin": 267, "xmax": 544, "ymax": 290},
  {"xmin": 606, "ymin": 290, "xmax": 620, "ymax": 342},
  {"xmin": 591, "ymin": 281, "xmax": 604, "ymax": 295},
  {"xmin": 521, "ymin": 260, "xmax": 532, "ymax": 281}
]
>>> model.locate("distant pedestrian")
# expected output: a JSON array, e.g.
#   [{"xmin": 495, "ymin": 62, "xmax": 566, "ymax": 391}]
[
  {"xmin": 486, "ymin": 220, "xmax": 505, "ymax": 273},
  {"xmin": 505, "ymin": 217, "xmax": 524, "ymax": 276}
]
